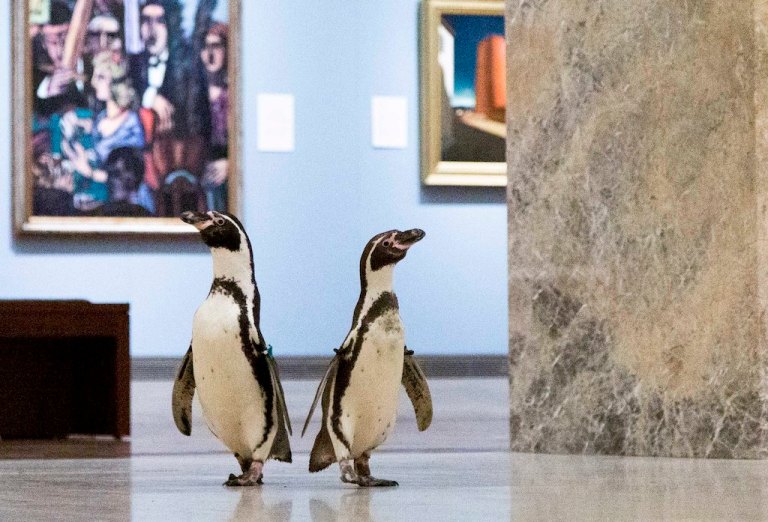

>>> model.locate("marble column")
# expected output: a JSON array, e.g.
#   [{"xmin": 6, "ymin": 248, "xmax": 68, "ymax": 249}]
[{"xmin": 507, "ymin": 0, "xmax": 768, "ymax": 458}]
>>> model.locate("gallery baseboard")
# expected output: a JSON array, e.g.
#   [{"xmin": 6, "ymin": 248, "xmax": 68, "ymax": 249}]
[{"xmin": 131, "ymin": 355, "xmax": 508, "ymax": 381}]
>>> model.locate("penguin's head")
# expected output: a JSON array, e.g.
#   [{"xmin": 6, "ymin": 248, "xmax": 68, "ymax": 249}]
[
  {"xmin": 181, "ymin": 211, "xmax": 248, "ymax": 252},
  {"xmin": 364, "ymin": 229, "xmax": 426, "ymax": 272}
]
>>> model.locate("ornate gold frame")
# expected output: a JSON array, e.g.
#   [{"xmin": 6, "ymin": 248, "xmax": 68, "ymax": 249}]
[
  {"xmin": 420, "ymin": 0, "xmax": 505, "ymax": 186},
  {"xmin": 12, "ymin": 0, "xmax": 241, "ymax": 235}
]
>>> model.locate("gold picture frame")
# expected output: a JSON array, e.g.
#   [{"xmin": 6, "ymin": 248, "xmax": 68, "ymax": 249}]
[
  {"xmin": 420, "ymin": 0, "xmax": 505, "ymax": 186},
  {"xmin": 12, "ymin": 0, "xmax": 241, "ymax": 235}
]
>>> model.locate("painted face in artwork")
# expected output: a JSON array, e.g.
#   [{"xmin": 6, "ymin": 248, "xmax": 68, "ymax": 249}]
[
  {"xmin": 140, "ymin": 4, "xmax": 168, "ymax": 56},
  {"xmin": 87, "ymin": 16, "xmax": 121, "ymax": 55},
  {"xmin": 201, "ymin": 33, "xmax": 226, "ymax": 74},
  {"xmin": 91, "ymin": 66, "xmax": 112, "ymax": 102},
  {"xmin": 107, "ymin": 157, "xmax": 142, "ymax": 201},
  {"xmin": 41, "ymin": 23, "xmax": 68, "ymax": 67}
]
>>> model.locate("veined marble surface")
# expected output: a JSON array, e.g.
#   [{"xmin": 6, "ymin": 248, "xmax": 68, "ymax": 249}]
[{"xmin": 507, "ymin": 0, "xmax": 766, "ymax": 457}]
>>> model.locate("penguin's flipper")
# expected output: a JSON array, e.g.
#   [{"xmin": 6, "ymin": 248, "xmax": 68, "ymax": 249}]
[
  {"xmin": 269, "ymin": 394, "xmax": 293, "ymax": 463},
  {"xmin": 172, "ymin": 345, "xmax": 195, "ymax": 436},
  {"xmin": 309, "ymin": 357, "xmax": 340, "ymax": 472},
  {"xmin": 402, "ymin": 348, "xmax": 433, "ymax": 431},
  {"xmin": 301, "ymin": 354, "xmax": 340, "ymax": 437},
  {"xmin": 267, "ymin": 354, "xmax": 292, "ymax": 435},
  {"xmin": 266, "ymin": 355, "xmax": 292, "ymax": 463}
]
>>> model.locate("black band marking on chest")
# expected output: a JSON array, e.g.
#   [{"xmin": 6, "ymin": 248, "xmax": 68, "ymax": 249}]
[
  {"xmin": 210, "ymin": 277, "xmax": 274, "ymax": 450},
  {"xmin": 331, "ymin": 291, "xmax": 399, "ymax": 451}
]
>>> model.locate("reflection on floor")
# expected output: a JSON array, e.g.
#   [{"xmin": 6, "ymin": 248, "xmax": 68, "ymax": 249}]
[{"xmin": 0, "ymin": 378, "xmax": 765, "ymax": 520}]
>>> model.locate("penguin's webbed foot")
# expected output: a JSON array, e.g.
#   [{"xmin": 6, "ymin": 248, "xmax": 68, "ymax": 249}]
[
  {"xmin": 224, "ymin": 473, "xmax": 263, "ymax": 486},
  {"xmin": 356, "ymin": 476, "xmax": 399, "ymax": 487},
  {"xmin": 224, "ymin": 460, "xmax": 264, "ymax": 487},
  {"xmin": 339, "ymin": 455, "xmax": 399, "ymax": 487}
]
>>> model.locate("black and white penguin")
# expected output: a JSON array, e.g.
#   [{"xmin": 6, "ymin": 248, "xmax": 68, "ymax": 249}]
[
  {"xmin": 172, "ymin": 211, "xmax": 292, "ymax": 486},
  {"xmin": 303, "ymin": 228, "xmax": 433, "ymax": 487}
]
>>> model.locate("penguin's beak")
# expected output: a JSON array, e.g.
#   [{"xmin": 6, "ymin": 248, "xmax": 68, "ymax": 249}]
[
  {"xmin": 394, "ymin": 229, "xmax": 425, "ymax": 250},
  {"xmin": 181, "ymin": 211, "xmax": 213, "ymax": 231}
]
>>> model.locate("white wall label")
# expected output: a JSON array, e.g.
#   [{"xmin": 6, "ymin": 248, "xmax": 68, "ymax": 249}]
[
  {"xmin": 371, "ymin": 96, "xmax": 408, "ymax": 149},
  {"xmin": 257, "ymin": 94, "xmax": 295, "ymax": 152}
]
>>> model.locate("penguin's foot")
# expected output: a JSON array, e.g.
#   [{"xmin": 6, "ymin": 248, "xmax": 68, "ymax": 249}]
[
  {"xmin": 339, "ymin": 460, "xmax": 359, "ymax": 484},
  {"xmin": 224, "ymin": 460, "xmax": 263, "ymax": 487},
  {"xmin": 339, "ymin": 455, "xmax": 399, "ymax": 487},
  {"xmin": 224, "ymin": 473, "xmax": 262, "ymax": 486},
  {"xmin": 356, "ymin": 476, "xmax": 399, "ymax": 488}
]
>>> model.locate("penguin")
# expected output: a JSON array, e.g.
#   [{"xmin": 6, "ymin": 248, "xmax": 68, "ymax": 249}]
[
  {"xmin": 302, "ymin": 228, "xmax": 433, "ymax": 487},
  {"xmin": 172, "ymin": 211, "xmax": 292, "ymax": 486}
]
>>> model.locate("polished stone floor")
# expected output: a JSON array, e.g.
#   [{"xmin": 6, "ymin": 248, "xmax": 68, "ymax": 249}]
[{"xmin": 1, "ymin": 378, "xmax": 768, "ymax": 520}]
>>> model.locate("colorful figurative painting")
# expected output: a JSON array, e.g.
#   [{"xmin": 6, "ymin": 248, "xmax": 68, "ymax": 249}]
[{"xmin": 15, "ymin": 0, "xmax": 237, "ymax": 233}]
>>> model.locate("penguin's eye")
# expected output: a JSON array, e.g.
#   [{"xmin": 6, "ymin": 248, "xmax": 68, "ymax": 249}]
[
  {"xmin": 214, "ymin": 217, "xmax": 226, "ymax": 226},
  {"xmin": 382, "ymin": 240, "xmax": 392, "ymax": 247}
]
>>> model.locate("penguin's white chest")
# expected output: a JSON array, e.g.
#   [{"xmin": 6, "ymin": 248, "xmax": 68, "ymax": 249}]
[
  {"xmin": 191, "ymin": 293, "xmax": 273, "ymax": 458},
  {"xmin": 337, "ymin": 310, "xmax": 405, "ymax": 456}
]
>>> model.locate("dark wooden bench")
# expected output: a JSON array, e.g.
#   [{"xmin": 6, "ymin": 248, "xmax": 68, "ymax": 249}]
[{"xmin": 0, "ymin": 301, "xmax": 130, "ymax": 439}]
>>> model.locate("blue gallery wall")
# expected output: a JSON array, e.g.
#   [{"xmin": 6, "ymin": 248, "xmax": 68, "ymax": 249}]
[{"xmin": 0, "ymin": 0, "xmax": 507, "ymax": 357}]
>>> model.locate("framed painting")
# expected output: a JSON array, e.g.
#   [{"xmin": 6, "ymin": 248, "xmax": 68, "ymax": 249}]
[
  {"xmin": 12, "ymin": 0, "xmax": 240, "ymax": 235},
  {"xmin": 420, "ymin": 0, "xmax": 506, "ymax": 186}
]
